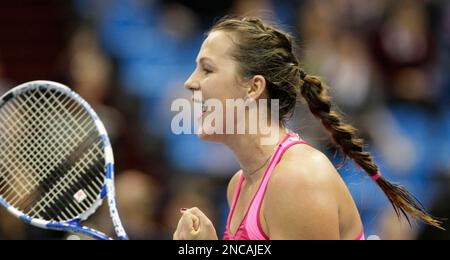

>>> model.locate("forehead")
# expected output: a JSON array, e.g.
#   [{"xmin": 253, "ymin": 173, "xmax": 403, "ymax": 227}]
[{"xmin": 197, "ymin": 31, "xmax": 234, "ymax": 62}]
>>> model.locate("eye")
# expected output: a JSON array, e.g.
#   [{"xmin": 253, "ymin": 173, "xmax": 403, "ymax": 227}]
[{"xmin": 203, "ymin": 67, "xmax": 213, "ymax": 75}]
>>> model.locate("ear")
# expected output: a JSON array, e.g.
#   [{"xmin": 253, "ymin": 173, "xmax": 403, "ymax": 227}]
[{"xmin": 247, "ymin": 75, "xmax": 267, "ymax": 100}]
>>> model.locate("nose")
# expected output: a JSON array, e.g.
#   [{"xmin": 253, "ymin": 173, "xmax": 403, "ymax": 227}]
[{"xmin": 184, "ymin": 72, "xmax": 200, "ymax": 91}]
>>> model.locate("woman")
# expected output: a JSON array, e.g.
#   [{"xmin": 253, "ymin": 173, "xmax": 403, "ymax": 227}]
[{"xmin": 173, "ymin": 17, "xmax": 442, "ymax": 240}]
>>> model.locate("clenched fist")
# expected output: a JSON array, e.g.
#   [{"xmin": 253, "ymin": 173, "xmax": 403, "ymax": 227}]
[{"xmin": 173, "ymin": 207, "xmax": 218, "ymax": 240}]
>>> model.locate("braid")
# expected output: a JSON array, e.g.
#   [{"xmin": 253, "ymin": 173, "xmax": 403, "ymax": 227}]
[
  {"xmin": 300, "ymin": 72, "xmax": 444, "ymax": 229},
  {"xmin": 300, "ymin": 73, "xmax": 376, "ymax": 173}
]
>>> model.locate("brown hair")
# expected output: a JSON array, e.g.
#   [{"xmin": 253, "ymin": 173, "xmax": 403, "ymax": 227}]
[{"xmin": 210, "ymin": 16, "xmax": 443, "ymax": 229}]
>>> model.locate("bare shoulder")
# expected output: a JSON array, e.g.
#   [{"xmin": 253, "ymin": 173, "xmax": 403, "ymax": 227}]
[
  {"xmin": 269, "ymin": 143, "xmax": 339, "ymax": 193},
  {"xmin": 226, "ymin": 170, "xmax": 242, "ymax": 207}
]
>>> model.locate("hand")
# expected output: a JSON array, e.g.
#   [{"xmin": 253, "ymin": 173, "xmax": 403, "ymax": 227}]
[{"xmin": 173, "ymin": 207, "xmax": 218, "ymax": 240}]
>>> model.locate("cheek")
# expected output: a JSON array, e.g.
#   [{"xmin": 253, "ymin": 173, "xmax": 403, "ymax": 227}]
[{"xmin": 203, "ymin": 69, "xmax": 242, "ymax": 96}]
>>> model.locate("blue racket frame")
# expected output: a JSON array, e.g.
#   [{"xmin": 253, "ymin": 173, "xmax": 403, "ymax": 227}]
[{"xmin": 0, "ymin": 81, "xmax": 128, "ymax": 240}]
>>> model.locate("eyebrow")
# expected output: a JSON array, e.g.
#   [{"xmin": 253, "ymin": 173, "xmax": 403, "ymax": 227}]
[{"xmin": 197, "ymin": 57, "xmax": 215, "ymax": 66}]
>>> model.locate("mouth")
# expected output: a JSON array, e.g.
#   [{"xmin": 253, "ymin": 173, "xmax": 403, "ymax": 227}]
[{"xmin": 192, "ymin": 98, "xmax": 208, "ymax": 116}]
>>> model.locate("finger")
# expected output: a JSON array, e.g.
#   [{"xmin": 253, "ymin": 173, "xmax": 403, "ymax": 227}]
[
  {"xmin": 186, "ymin": 207, "xmax": 212, "ymax": 230},
  {"xmin": 174, "ymin": 215, "xmax": 189, "ymax": 240},
  {"xmin": 178, "ymin": 213, "xmax": 194, "ymax": 230},
  {"xmin": 186, "ymin": 207, "xmax": 209, "ymax": 221},
  {"xmin": 192, "ymin": 214, "xmax": 200, "ymax": 231},
  {"xmin": 181, "ymin": 211, "xmax": 200, "ymax": 233},
  {"xmin": 177, "ymin": 212, "xmax": 200, "ymax": 239},
  {"xmin": 173, "ymin": 217, "xmax": 183, "ymax": 240}
]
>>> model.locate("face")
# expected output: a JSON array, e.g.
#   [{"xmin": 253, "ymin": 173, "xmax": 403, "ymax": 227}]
[{"xmin": 184, "ymin": 30, "xmax": 249, "ymax": 142}]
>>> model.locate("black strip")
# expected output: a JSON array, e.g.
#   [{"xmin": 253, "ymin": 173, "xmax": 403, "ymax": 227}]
[
  {"xmin": 0, "ymin": 92, "xmax": 14, "ymax": 109},
  {"xmin": 40, "ymin": 158, "xmax": 104, "ymax": 220},
  {"xmin": 21, "ymin": 128, "xmax": 102, "ymax": 218},
  {"xmin": 2, "ymin": 92, "xmax": 14, "ymax": 103},
  {"xmin": 37, "ymin": 151, "xmax": 105, "ymax": 220}
]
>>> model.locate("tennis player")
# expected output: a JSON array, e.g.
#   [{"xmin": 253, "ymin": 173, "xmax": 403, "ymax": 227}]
[{"xmin": 173, "ymin": 17, "xmax": 442, "ymax": 240}]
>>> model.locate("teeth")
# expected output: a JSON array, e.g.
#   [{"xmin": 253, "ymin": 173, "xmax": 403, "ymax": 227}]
[{"xmin": 193, "ymin": 98, "xmax": 207, "ymax": 113}]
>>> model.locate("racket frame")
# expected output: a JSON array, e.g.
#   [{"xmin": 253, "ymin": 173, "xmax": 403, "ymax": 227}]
[{"xmin": 0, "ymin": 81, "xmax": 128, "ymax": 240}]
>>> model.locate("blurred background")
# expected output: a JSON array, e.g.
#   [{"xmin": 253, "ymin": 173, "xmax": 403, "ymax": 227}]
[{"xmin": 0, "ymin": 0, "xmax": 449, "ymax": 240}]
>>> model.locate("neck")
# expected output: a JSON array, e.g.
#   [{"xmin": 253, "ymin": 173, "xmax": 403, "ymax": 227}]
[{"xmin": 225, "ymin": 125, "xmax": 288, "ymax": 183}]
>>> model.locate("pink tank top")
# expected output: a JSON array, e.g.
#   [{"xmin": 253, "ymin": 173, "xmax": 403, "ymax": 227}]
[{"xmin": 223, "ymin": 131, "xmax": 365, "ymax": 240}]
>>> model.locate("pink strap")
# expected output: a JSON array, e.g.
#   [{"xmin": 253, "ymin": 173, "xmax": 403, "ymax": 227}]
[
  {"xmin": 356, "ymin": 229, "xmax": 365, "ymax": 240},
  {"xmin": 371, "ymin": 171, "xmax": 382, "ymax": 182},
  {"xmin": 245, "ymin": 133, "xmax": 307, "ymax": 240},
  {"xmin": 227, "ymin": 173, "xmax": 245, "ymax": 226}
]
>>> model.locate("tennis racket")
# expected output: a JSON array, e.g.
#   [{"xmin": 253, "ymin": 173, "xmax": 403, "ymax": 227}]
[{"xmin": 0, "ymin": 80, "xmax": 128, "ymax": 240}]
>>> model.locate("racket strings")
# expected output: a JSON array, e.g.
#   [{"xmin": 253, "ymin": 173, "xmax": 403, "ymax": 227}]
[
  {"xmin": 0, "ymin": 89, "xmax": 101, "ymax": 220},
  {"xmin": 0, "ymin": 87, "xmax": 106, "ymax": 222},
  {"xmin": 28, "ymin": 136, "xmax": 105, "ymax": 221},
  {"xmin": 0, "ymin": 96, "xmax": 41, "ymax": 197},
  {"xmin": 0, "ymin": 89, "xmax": 88, "ymax": 200},
  {"xmin": 0, "ymin": 89, "xmax": 77, "ymax": 205},
  {"xmin": 0, "ymin": 92, "xmax": 76, "ymax": 199},
  {"xmin": 26, "ymin": 89, "xmax": 103, "ymax": 220}
]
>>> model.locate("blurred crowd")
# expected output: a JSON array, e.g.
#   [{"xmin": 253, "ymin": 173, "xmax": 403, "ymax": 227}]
[{"xmin": 0, "ymin": 0, "xmax": 449, "ymax": 240}]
